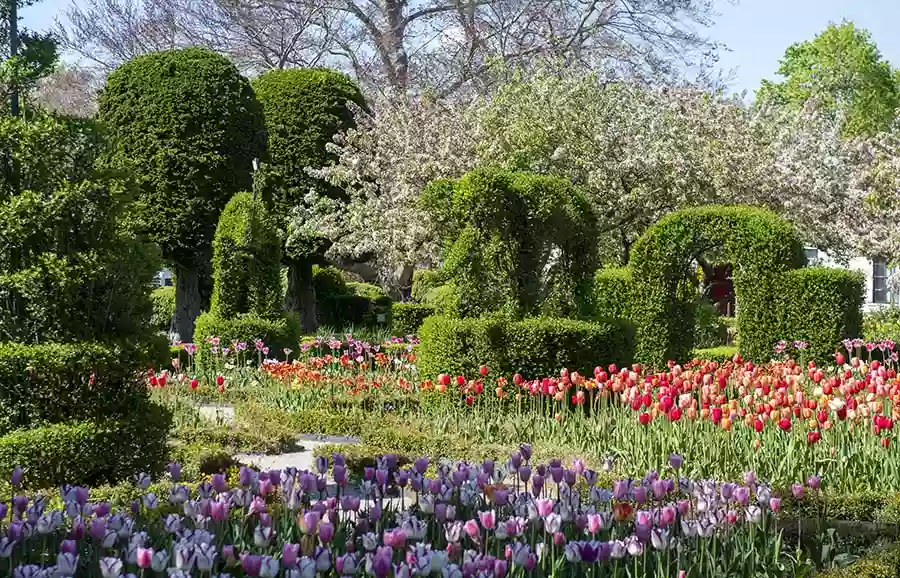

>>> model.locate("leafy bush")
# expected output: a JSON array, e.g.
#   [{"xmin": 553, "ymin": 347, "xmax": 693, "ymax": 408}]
[
  {"xmin": 423, "ymin": 168, "xmax": 598, "ymax": 319},
  {"xmin": 771, "ymin": 268, "xmax": 864, "ymax": 362},
  {"xmin": 864, "ymin": 306, "xmax": 900, "ymax": 342},
  {"xmin": 629, "ymin": 206, "xmax": 806, "ymax": 367},
  {"xmin": 150, "ymin": 286, "xmax": 176, "ymax": 331},
  {"xmin": 691, "ymin": 346, "xmax": 739, "ymax": 364},
  {"xmin": 694, "ymin": 298, "xmax": 728, "ymax": 348},
  {"xmin": 392, "ymin": 303, "xmax": 435, "ymax": 336},
  {"xmin": 0, "ymin": 116, "xmax": 161, "ymax": 342},
  {"xmin": 411, "ymin": 269, "xmax": 442, "ymax": 303},
  {"xmin": 816, "ymin": 541, "xmax": 900, "ymax": 578},
  {"xmin": 0, "ymin": 339, "xmax": 168, "ymax": 435},
  {"xmin": 194, "ymin": 311, "xmax": 302, "ymax": 357},
  {"xmin": 417, "ymin": 315, "xmax": 634, "ymax": 379},
  {"xmin": 210, "ymin": 192, "xmax": 283, "ymax": 320},
  {"xmin": 0, "ymin": 400, "xmax": 171, "ymax": 487},
  {"xmin": 312, "ymin": 265, "xmax": 348, "ymax": 298},
  {"xmin": 593, "ymin": 267, "xmax": 634, "ymax": 320}
]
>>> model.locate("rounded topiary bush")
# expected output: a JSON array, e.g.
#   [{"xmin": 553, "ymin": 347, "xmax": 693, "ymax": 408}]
[
  {"xmin": 150, "ymin": 286, "xmax": 176, "ymax": 331},
  {"xmin": 193, "ymin": 311, "xmax": 302, "ymax": 359},
  {"xmin": 252, "ymin": 67, "xmax": 366, "ymax": 211},
  {"xmin": 99, "ymin": 47, "xmax": 268, "ymax": 341},
  {"xmin": 392, "ymin": 303, "xmax": 436, "ymax": 336}
]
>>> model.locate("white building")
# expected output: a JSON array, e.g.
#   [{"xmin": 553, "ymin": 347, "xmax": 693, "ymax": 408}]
[
  {"xmin": 804, "ymin": 248, "xmax": 897, "ymax": 312},
  {"xmin": 154, "ymin": 268, "xmax": 174, "ymax": 287}
]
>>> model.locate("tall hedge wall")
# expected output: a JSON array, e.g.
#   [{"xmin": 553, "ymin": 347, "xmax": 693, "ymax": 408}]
[
  {"xmin": 417, "ymin": 315, "xmax": 634, "ymax": 380},
  {"xmin": 772, "ymin": 267, "xmax": 865, "ymax": 362}
]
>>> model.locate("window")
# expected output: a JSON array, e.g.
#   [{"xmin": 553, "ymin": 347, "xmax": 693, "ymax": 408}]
[
  {"xmin": 873, "ymin": 259, "xmax": 890, "ymax": 303},
  {"xmin": 804, "ymin": 248, "xmax": 819, "ymax": 264}
]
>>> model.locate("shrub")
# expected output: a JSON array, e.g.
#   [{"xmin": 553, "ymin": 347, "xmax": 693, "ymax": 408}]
[
  {"xmin": 99, "ymin": 47, "xmax": 267, "ymax": 341},
  {"xmin": 593, "ymin": 267, "xmax": 634, "ymax": 320},
  {"xmin": 0, "ymin": 119, "xmax": 161, "ymax": 342},
  {"xmin": 194, "ymin": 311, "xmax": 302, "ymax": 358},
  {"xmin": 816, "ymin": 541, "xmax": 900, "ymax": 578},
  {"xmin": 417, "ymin": 315, "xmax": 635, "ymax": 379},
  {"xmin": 210, "ymin": 192, "xmax": 283, "ymax": 320},
  {"xmin": 691, "ymin": 345, "xmax": 739, "ymax": 364},
  {"xmin": 312, "ymin": 266, "xmax": 348, "ymax": 298},
  {"xmin": 864, "ymin": 306, "xmax": 900, "ymax": 342},
  {"xmin": 0, "ymin": 339, "xmax": 168, "ymax": 434},
  {"xmin": 150, "ymin": 286, "xmax": 176, "ymax": 331},
  {"xmin": 0, "ymin": 400, "xmax": 171, "ymax": 487},
  {"xmin": 392, "ymin": 303, "xmax": 435, "ymax": 336},
  {"xmin": 773, "ymin": 267, "xmax": 864, "ymax": 362},
  {"xmin": 694, "ymin": 299, "xmax": 728, "ymax": 348},
  {"xmin": 411, "ymin": 269, "xmax": 442, "ymax": 303},
  {"xmin": 629, "ymin": 206, "xmax": 806, "ymax": 367},
  {"xmin": 424, "ymin": 169, "xmax": 598, "ymax": 319}
]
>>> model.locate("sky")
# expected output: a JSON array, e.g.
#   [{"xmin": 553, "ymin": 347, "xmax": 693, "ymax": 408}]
[{"xmin": 19, "ymin": 0, "xmax": 900, "ymax": 97}]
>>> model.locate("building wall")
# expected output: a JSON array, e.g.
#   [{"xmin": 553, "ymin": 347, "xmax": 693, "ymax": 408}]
[{"xmin": 806, "ymin": 248, "xmax": 896, "ymax": 313}]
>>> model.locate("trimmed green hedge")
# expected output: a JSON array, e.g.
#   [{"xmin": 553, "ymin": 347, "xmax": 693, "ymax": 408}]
[
  {"xmin": 816, "ymin": 541, "xmax": 900, "ymax": 578},
  {"xmin": 691, "ymin": 346, "xmax": 739, "ymax": 363},
  {"xmin": 0, "ymin": 400, "xmax": 171, "ymax": 487},
  {"xmin": 629, "ymin": 206, "xmax": 806, "ymax": 367},
  {"xmin": 150, "ymin": 285, "xmax": 176, "ymax": 331},
  {"xmin": 312, "ymin": 268, "xmax": 393, "ymax": 329},
  {"xmin": 411, "ymin": 269, "xmax": 442, "ymax": 303},
  {"xmin": 417, "ymin": 315, "xmax": 634, "ymax": 379},
  {"xmin": 773, "ymin": 267, "xmax": 864, "ymax": 362},
  {"xmin": 0, "ymin": 338, "xmax": 169, "ymax": 434},
  {"xmin": 392, "ymin": 303, "xmax": 435, "ymax": 336},
  {"xmin": 593, "ymin": 267, "xmax": 634, "ymax": 320},
  {"xmin": 194, "ymin": 311, "xmax": 302, "ymax": 358}
]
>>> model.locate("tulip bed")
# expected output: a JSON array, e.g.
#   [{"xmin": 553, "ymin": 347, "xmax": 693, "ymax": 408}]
[
  {"xmin": 152, "ymin": 335, "xmax": 900, "ymax": 495},
  {"xmin": 0, "ymin": 450, "xmax": 872, "ymax": 578}
]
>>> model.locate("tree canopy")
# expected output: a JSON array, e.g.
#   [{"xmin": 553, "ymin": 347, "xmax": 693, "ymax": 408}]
[{"xmin": 758, "ymin": 21, "xmax": 900, "ymax": 138}]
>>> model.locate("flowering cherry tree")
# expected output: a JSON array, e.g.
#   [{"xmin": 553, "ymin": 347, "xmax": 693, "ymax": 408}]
[{"xmin": 313, "ymin": 68, "xmax": 900, "ymax": 283}]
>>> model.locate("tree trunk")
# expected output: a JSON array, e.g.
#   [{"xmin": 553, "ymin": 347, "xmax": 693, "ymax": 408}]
[
  {"xmin": 394, "ymin": 264, "xmax": 415, "ymax": 301},
  {"xmin": 173, "ymin": 264, "xmax": 201, "ymax": 344},
  {"xmin": 285, "ymin": 260, "xmax": 317, "ymax": 333}
]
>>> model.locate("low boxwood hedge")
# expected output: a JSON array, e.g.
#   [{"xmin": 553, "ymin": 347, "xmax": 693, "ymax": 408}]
[
  {"xmin": 391, "ymin": 303, "xmax": 435, "ymax": 336},
  {"xmin": 0, "ymin": 400, "xmax": 171, "ymax": 487},
  {"xmin": 417, "ymin": 315, "xmax": 635, "ymax": 379},
  {"xmin": 0, "ymin": 338, "xmax": 168, "ymax": 434},
  {"xmin": 193, "ymin": 311, "xmax": 302, "ymax": 358}
]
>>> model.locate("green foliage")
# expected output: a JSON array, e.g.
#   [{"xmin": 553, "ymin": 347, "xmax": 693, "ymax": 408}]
[
  {"xmin": 0, "ymin": 116, "xmax": 161, "ymax": 343},
  {"xmin": 150, "ymin": 286, "xmax": 176, "ymax": 331},
  {"xmin": 815, "ymin": 541, "xmax": 900, "ymax": 578},
  {"xmin": 629, "ymin": 206, "xmax": 806, "ymax": 367},
  {"xmin": 312, "ymin": 265, "xmax": 348, "ymax": 297},
  {"xmin": 773, "ymin": 267, "xmax": 864, "ymax": 362},
  {"xmin": 392, "ymin": 303, "xmax": 435, "ymax": 336},
  {"xmin": 694, "ymin": 299, "xmax": 728, "ymax": 348},
  {"xmin": 193, "ymin": 311, "xmax": 302, "ymax": 358},
  {"xmin": 251, "ymin": 68, "xmax": 365, "ymax": 216},
  {"xmin": 864, "ymin": 307, "xmax": 900, "ymax": 342},
  {"xmin": 310, "ymin": 268, "xmax": 393, "ymax": 329},
  {"xmin": 758, "ymin": 21, "xmax": 900, "ymax": 138},
  {"xmin": 0, "ymin": 339, "xmax": 168, "ymax": 434},
  {"xmin": 691, "ymin": 345, "xmax": 739, "ymax": 364},
  {"xmin": 0, "ymin": 401, "xmax": 171, "ymax": 487},
  {"xmin": 411, "ymin": 269, "xmax": 442, "ymax": 303},
  {"xmin": 424, "ymin": 168, "xmax": 598, "ymax": 319},
  {"xmin": 210, "ymin": 192, "xmax": 283, "ymax": 319},
  {"xmin": 417, "ymin": 315, "xmax": 634, "ymax": 379},
  {"xmin": 593, "ymin": 267, "xmax": 634, "ymax": 321},
  {"xmin": 98, "ymin": 47, "xmax": 267, "ymax": 267}
]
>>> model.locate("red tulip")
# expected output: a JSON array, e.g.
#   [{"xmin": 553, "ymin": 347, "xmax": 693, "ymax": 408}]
[
  {"xmin": 479, "ymin": 365, "xmax": 489, "ymax": 377},
  {"xmin": 807, "ymin": 431, "xmax": 820, "ymax": 444},
  {"xmin": 835, "ymin": 353, "xmax": 845, "ymax": 366},
  {"xmin": 438, "ymin": 374, "xmax": 451, "ymax": 386},
  {"xmin": 639, "ymin": 412, "xmax": 651, "ymax": 425},
  {"xmin": 711, "ymin": 407, "xmax": 723, "ymax": 424},
  {"xmin": 216, "ymin": 375, "xmax": 225, "ymax": 386},
  {"xmin": 190, "ymin": 378, "xmax": 198, "ymax": 390},
  {"xmin": 754, "ymin": 419, "xmax": 764, "ymax": 433},
  {"xmin": 149, "ymin": 376, "xmax": 158, "ymax": 387},
  {"xmin": 456, "ymin": 375, "xmax": 466, "ymax": 386},
  {"xmin": 882, "ymin": 438, "xmax": 891, "ymax": 449},
  {"xmin": 465, "ymin": 396, "xmax": 474, "ymax": 406},
  {"xmin": 778, "ymin": 417, "xmax": 791, "ymax": 432},
  {"xmin": 513, "ymin": 373, "xmax": 523, "ymax": 386}
]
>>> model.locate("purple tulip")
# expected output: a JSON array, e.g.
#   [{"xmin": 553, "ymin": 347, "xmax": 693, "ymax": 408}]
[
  {"xmin": 167, "ymin": 462, "xmax": 182, "ymax": 482},
  {"xmin": 333, "ymin": 453, "xmax": 345, "ymax": 467},
  {"xmin": 12, "ymin": 495, "xmax": 27, "ymax": 515},
  {"xmin": 0, "ymin": 503, "xmax": 7, "ymax": 520},
  {"xmin": 520, "ymin": 444, "xmax": 532, "ymax": 461},
  {"xmin": 807, "ymin": 475, "xmax": 821, "ymax": 490},
  {"xmin": 493, "ymin": 560, "xmax": 508, "ymax": 577},
  {"xmin": 383, "ymin": 454, "xmax": 398, "ymax": 470},
  {"xmin": 612, "ymin": 480, "xmax": 630, "ymax": 501},
  {"xmin": 94, "ymin": 502, "xmax": 110, "ymax": 518},
  {"xmin": 89, "ymin": 518, "xmax": 106, "ymax": 540},
  {"xmin": 363, "ymin": 467, "xmax": 375, "ymax": 482},
  {"xmin": 333, "ymin": 465, "xmax": 347, "ymax": 486},
  {"xmin": 319, "ymin": 522, "xmax": 335, "ymax": 543},
  {"xmin": 282, "ymin": 543, "xmax": 299, "ymax": 568},
  {"xmin": 668, "ymin": 454, "xmax": 683, "ymax": 470},
  {"xmin": 10, "ymin": 467, "xmax": 23, "ymax": 488},
  {"xmin": 60, "ymin": 539, "xmax": 77, "ymax": 555},
  {"xmin": 242, "ymin": 554, "xmax": 264, "ymax": 577},
  {"xmin": 212, "ymin": 473, "xmax": 228, "ymax": 493},
  {"xmin": 316, "ymin": 456, "xmax": 329, "ymax": 475},
  {"xmin": 791, "ymin": 484, "xmax": 804, "ymax": 499},
  {"xmin": 531, "ymin": 474, "xmax": 544, "ymax": 497},
  {"xmin": 518, "ymin": 466, "xmax": 532, "ymax": 483},
  {"xmin": 239, "ymin": 467, "xmax": 255, "ymax": 487},
  {"xmin": 510, "ymin": 452, "xmax": 522, "ymax": 470}
]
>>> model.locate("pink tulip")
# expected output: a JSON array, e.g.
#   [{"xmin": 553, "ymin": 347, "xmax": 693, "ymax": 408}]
[
  {"xmin": 478, "ymin": 510, "xmax": 496, "ymax": 530},
  {"xmin": 464, "ymin": 519, "xmax": 480, "ymax": 541},
  {"xmin": 136, "ymin": 547, "xmax": 153, "ymax": 569}
]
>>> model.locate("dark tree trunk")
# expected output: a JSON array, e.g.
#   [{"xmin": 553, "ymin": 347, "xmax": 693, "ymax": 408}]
[
  {"xmin": 199, "ymin": 257, "xmax": 213, "ymax": 312},
  {"xmin": 285, "ymin": 260, "xmax": 317, "ymax": 333},
  {"xmin": 174, "ymin": 264, "xmax": 201, "ymax": 343}
]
